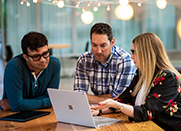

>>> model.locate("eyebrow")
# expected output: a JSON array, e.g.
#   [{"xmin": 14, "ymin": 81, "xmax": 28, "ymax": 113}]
[
  {"xmin": 29, "ymin": 50, "xmax": 49, "ymax": 56},
  {"xmin": 91, "ymin": 42, "xmax": 107, "ymax": 45}
]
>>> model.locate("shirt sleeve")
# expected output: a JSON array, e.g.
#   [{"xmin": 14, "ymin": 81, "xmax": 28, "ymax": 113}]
[
  {"xmin": 133, "ymin": 71, "xmax": 180, "ymax": 122},
  {"xmin": 74, "ymin": 57, "xmax": 89, "ymax": 93},
  {"xmin": 111, "ymin": 56, "xmax": 136, "ymax": 97}
]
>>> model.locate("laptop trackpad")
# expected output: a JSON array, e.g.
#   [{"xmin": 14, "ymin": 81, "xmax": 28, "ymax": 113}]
[{"xmin": 93, "ymin": 116, "xmax": 122, "ymax": 128}]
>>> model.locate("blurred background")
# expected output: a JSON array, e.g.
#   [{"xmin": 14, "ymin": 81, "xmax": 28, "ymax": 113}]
[{"xmin": 0, "ymin": 0, "xmax": 181, "ymax": 95}]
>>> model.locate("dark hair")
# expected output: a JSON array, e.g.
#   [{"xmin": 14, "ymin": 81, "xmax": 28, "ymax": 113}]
[
  {"xmin": 90, "ymin": 23, "xmax": 113, "ymax": 42},
  {"xmin": 21, "ymin": 31, "xmax": 48, "ymax": 54}
]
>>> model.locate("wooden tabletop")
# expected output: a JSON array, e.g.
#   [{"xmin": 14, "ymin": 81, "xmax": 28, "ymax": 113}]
[
  {"xmin": 0, "ymin": 108, "xmax": 163, "ymax": 131},
  {"xmin": 48, "ymin": 44, "xmax": 70, "ymax": 49}
]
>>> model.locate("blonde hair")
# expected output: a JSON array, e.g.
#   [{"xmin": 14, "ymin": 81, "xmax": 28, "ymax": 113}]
[{"xmin": 132, "ymin": 33, "xmax": 181, "ymax": 97}]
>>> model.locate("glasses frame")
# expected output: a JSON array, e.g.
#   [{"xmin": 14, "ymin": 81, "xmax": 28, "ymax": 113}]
[
  {"xmin": 130, "ymin": 49, "xmax": 135, "ymax": 55},
  {"xmin": 27, "ymin": 49, "xmax": 51, "ymax": 61}
]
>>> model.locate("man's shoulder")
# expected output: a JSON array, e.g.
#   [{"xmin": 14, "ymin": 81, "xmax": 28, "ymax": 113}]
[
  {"xmin": 6, "ymin": 54, "xmax": 25, "ymax": 67},
  {"xmin": 78, "ymin": 51, "xmax": 93, "ymax": 61},
  {"xmin": 4, "ymin": 54, "xmax": 27, "ymax": 74},
  {"xmin": 48, "ymin": 56, "xmax": 61, "ymax": 68},
  {"xmin": 113, "ymin": 46, "xmax": 131, "ymax": 59},
  {"xmin": 49, "ymin": 56, "xmax": 60, "ymax": 63}
]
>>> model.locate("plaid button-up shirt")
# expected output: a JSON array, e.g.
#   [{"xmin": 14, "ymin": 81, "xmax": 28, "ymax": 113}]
[{"xmin": 74, "ymin": 46, "xmax": 136, "ymax": 97}]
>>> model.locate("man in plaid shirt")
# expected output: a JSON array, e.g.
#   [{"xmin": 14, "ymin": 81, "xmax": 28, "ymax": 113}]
[{"xmin": 74, "ymin": 23, "xmax": 136, "ymax": 104}]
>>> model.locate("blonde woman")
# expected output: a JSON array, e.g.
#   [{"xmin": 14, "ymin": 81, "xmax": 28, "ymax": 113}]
[{"xmin": 91, "ymin": 33, "xmax": 181, "ymax": 131}]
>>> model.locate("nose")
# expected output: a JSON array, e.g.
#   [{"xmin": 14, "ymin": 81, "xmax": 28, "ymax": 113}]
[
  {"xmin": 39, "ymin": 56, "xmax": 46, "ymax": 62},
  {"xmin": 130, "ymin": 54, "xmax": 134, "ymax": 59},
  {"xmin": 96, "ymin": 46, "xmax": 102, "ymax": 53}
]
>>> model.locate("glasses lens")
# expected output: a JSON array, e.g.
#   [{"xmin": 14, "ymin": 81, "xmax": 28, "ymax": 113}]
[
  {"xmin": 43, "ymin": 51, "xmax": 50, "ymax": 58},
  {"xmin": 131, "ymin": 50, "xmax": 135, "ymax": 55},
  {"xmin": 33, "ymin": 55, "xmax": 41, "ymax": 61}
]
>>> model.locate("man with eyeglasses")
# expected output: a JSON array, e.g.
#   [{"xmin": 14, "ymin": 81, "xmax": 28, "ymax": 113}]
[{"xmin": 0, "ymin": 32, "xmax": 61, "ymax": 111}]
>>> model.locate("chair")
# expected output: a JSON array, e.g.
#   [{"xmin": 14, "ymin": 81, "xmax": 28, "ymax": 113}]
[
  {"xmin": 69, "ymin": 41, "xmax": 89, "ymax": 77},
  {"xmin": 6, "ymin": 45, "xmax": 13, "ymax": 62}
]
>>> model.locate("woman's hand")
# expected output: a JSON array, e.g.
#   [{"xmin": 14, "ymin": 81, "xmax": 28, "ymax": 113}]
[
  {"xmin": 90, "ymin": 105, "xmax": 99, "ymax": 116},
  {"xmin": 91, "ymin": 99, "xmax": 120, "ymax": 110}
]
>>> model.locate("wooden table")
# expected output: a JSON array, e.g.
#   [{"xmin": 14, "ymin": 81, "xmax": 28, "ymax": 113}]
[
  {"xmin": 48, "ymin": 44, "xmax": 70, "ymax": 55},
  {"xmin": 0, "ymin": 108, "xmax": 163, "ymax": 131}
]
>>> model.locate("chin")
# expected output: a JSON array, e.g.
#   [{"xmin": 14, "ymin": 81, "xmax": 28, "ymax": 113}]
[{"xmin": 41, "ymin": 64, "xmax": 48, "ymax": 69}]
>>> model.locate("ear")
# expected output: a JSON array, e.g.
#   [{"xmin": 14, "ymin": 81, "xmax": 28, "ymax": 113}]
[
  {"xmin": 23, "ymin": 54, "xmax": 28, "ymax": 61},
  {"xmin": 111, "ymin": 38, "xmax": 115, "ymax": 47}
]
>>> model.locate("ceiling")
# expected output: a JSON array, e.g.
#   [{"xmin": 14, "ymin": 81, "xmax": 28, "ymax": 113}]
[
  {"xmin": 167, "ymin": 0, "xmax": 181, "ymax": 9},
  {"xmin": 40, "ymin": 0, "xmax": 181, "ymax": 10},
  {"xmin": 79, "ymin": 0, "xmax": 181, "ymax": 9},
  {"xmin": 129, "ymin": 0, "xmax": 181, "ymax": 9}
]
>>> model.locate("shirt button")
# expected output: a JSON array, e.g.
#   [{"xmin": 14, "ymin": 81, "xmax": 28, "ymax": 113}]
[{"xmin": 130, "ymin": 90, "xmax": 132, "ymax": 93}]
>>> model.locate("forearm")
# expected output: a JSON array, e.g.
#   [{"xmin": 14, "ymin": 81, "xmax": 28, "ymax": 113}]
[
  {"xmin": 102, "ymin": 108, "xmax": 114, "ymax": 114},
  {"xmin": 10, "ymin": 97, "xmax": 51, "ymax": 112},
  {"xmin": 112, "ymin": 101, "xmax": 134, "ymax": 118},
  {"xmin": 94, "ymin": 99, "xmax": 134, "ymax": 118},
  {"xmin": 119, "ymin": 103, "xmax": 134, "ymax": 118},
  {"xmin": 87, "ymin": 94, "xmax": 112, "ymax": 104}
]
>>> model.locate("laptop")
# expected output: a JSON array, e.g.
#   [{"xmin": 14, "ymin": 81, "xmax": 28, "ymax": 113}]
[{"xmin": 47, "ymin": 88, "xmax": 122, "ymax": 128}]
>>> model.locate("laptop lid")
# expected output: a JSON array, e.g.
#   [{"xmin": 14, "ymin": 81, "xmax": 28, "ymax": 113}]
[{"xmin": 47, "ymin": 88, "xmax": 122, "ymax": 128}]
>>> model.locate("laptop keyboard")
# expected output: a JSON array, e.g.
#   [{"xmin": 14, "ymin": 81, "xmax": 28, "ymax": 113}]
[{"xmin": 93, "ymin": 116, "xmax": 122, "ymax": 127}]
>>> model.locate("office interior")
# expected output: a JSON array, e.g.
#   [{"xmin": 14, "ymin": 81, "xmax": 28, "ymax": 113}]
[{"xmin": 0, "ymin": 0, "xmax": 181, "ymax": 98}]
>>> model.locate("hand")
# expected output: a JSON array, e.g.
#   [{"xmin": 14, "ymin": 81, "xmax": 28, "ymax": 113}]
[
  {"xmin": 92, "ymin": 99, "xmax": 119, "ymax": 110},
  {"xmin": 112, "ymin": 95, "xmax": 120, "ymax": 100},
  {"xmin": 90, "ymin": 105, "xmax": 100, "ymax": 116},
  {"xmin": 0, "ymin": 98, "xmax": 11, "ymax": 110}
]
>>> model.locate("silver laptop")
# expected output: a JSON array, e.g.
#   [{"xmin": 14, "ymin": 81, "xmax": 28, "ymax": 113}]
[{"xmin": 47, "ymin": 88, "xmax": 122, "ymax": 128}]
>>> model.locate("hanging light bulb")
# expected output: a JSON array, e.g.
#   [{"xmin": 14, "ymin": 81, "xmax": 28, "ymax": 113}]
[
  {"xmin": 57, "ymin": 0, "xmax": 64, "ymax": 8},
  {"xmin": 93, "ymin": 7, "xmax": 98, "ymax": 11},
  {"xmin": 119, "ymin": 0, "xmax": 129, "ymax": 6},
  {"xmin": 82, "ymin": 8, "xmax": 86, "ymax": 12},
  {"xmin": 76, "ymin": 4, "xmax": 79, "ymax": 8},
  {"xmin": 20, "ymin": 0, "xmax": 24, "ymax": 5},
  {"xmin": 177, "ymin": 19, "xmax": 181, "ymax": 39},
  {"xmin": 53, "ymin": 0, "xmax": 58, "ymax": 4},
  {"xmin": 33, "ymin": 0, "xmax": 38, "ymax": 3},
  {"xmin": 156, "ymin": 0, "xmax": 167, "ymax": 9},
  {"xmin": 107, "ymin": 5, "xmax": 110, "ymax": 11},
  {"xmin": 115, "ymin": 4, "xmax": 134, "ymax": 21},
  {"xmin": 76, "ymin": 1, "xmax": 80, "ymax": 8},
  {"xmin": 26, "ymin": 1, "xmax": 30, "ymax": 6},
  {"xmin": 98, "ymin": 2, "xmax": 101, "ymax": 7},
  {"xmin": 137, "ymin": 2, "xmax": 142, "ymax": 7},
  {"xmin": 87, "ymin": 1, "xmax": 92, "ymax": 6},
  {"xmin": 33, "ymin": 0, "xmax": 42, "ymax": 3},
  {"xmin": 81, "ymin": 11, "xmax": 94, "ymax": 24}
]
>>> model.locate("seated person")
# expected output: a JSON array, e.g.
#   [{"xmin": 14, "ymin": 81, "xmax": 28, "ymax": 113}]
[
  {"xmin": 0, "ymin": 31, "xmax": 61, "ymax": 111},
  {"xmin": 74, "ymin": 23, "xmax": 136, "ymax": 104},
  {"xmin": 91, "ymin": 32, "xmax": 181, "ymax": 131}
]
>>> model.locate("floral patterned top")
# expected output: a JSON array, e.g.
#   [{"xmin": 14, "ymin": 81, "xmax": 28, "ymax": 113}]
[{"xmin": 117, "ymin": 69, "xmax": 181, "ymax": 131}]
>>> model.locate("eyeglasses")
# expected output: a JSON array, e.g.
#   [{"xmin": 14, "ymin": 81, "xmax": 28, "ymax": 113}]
[
  {"xmin": 130, "ymin": 49, "xmax": 135, "ymax": 55},
  {"xmin": 27, "ymin": 49, "xmax": 50, "ymax": 61}
]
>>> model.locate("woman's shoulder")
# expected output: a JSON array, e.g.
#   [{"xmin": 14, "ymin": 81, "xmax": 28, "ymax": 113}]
[
  {"xmin": 154, "ymin": 69, "xmax": 178, "ymax": 84},
  {"xmin": 158, "ymin": 69, "xmax": 177, "ymax": 76}
]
